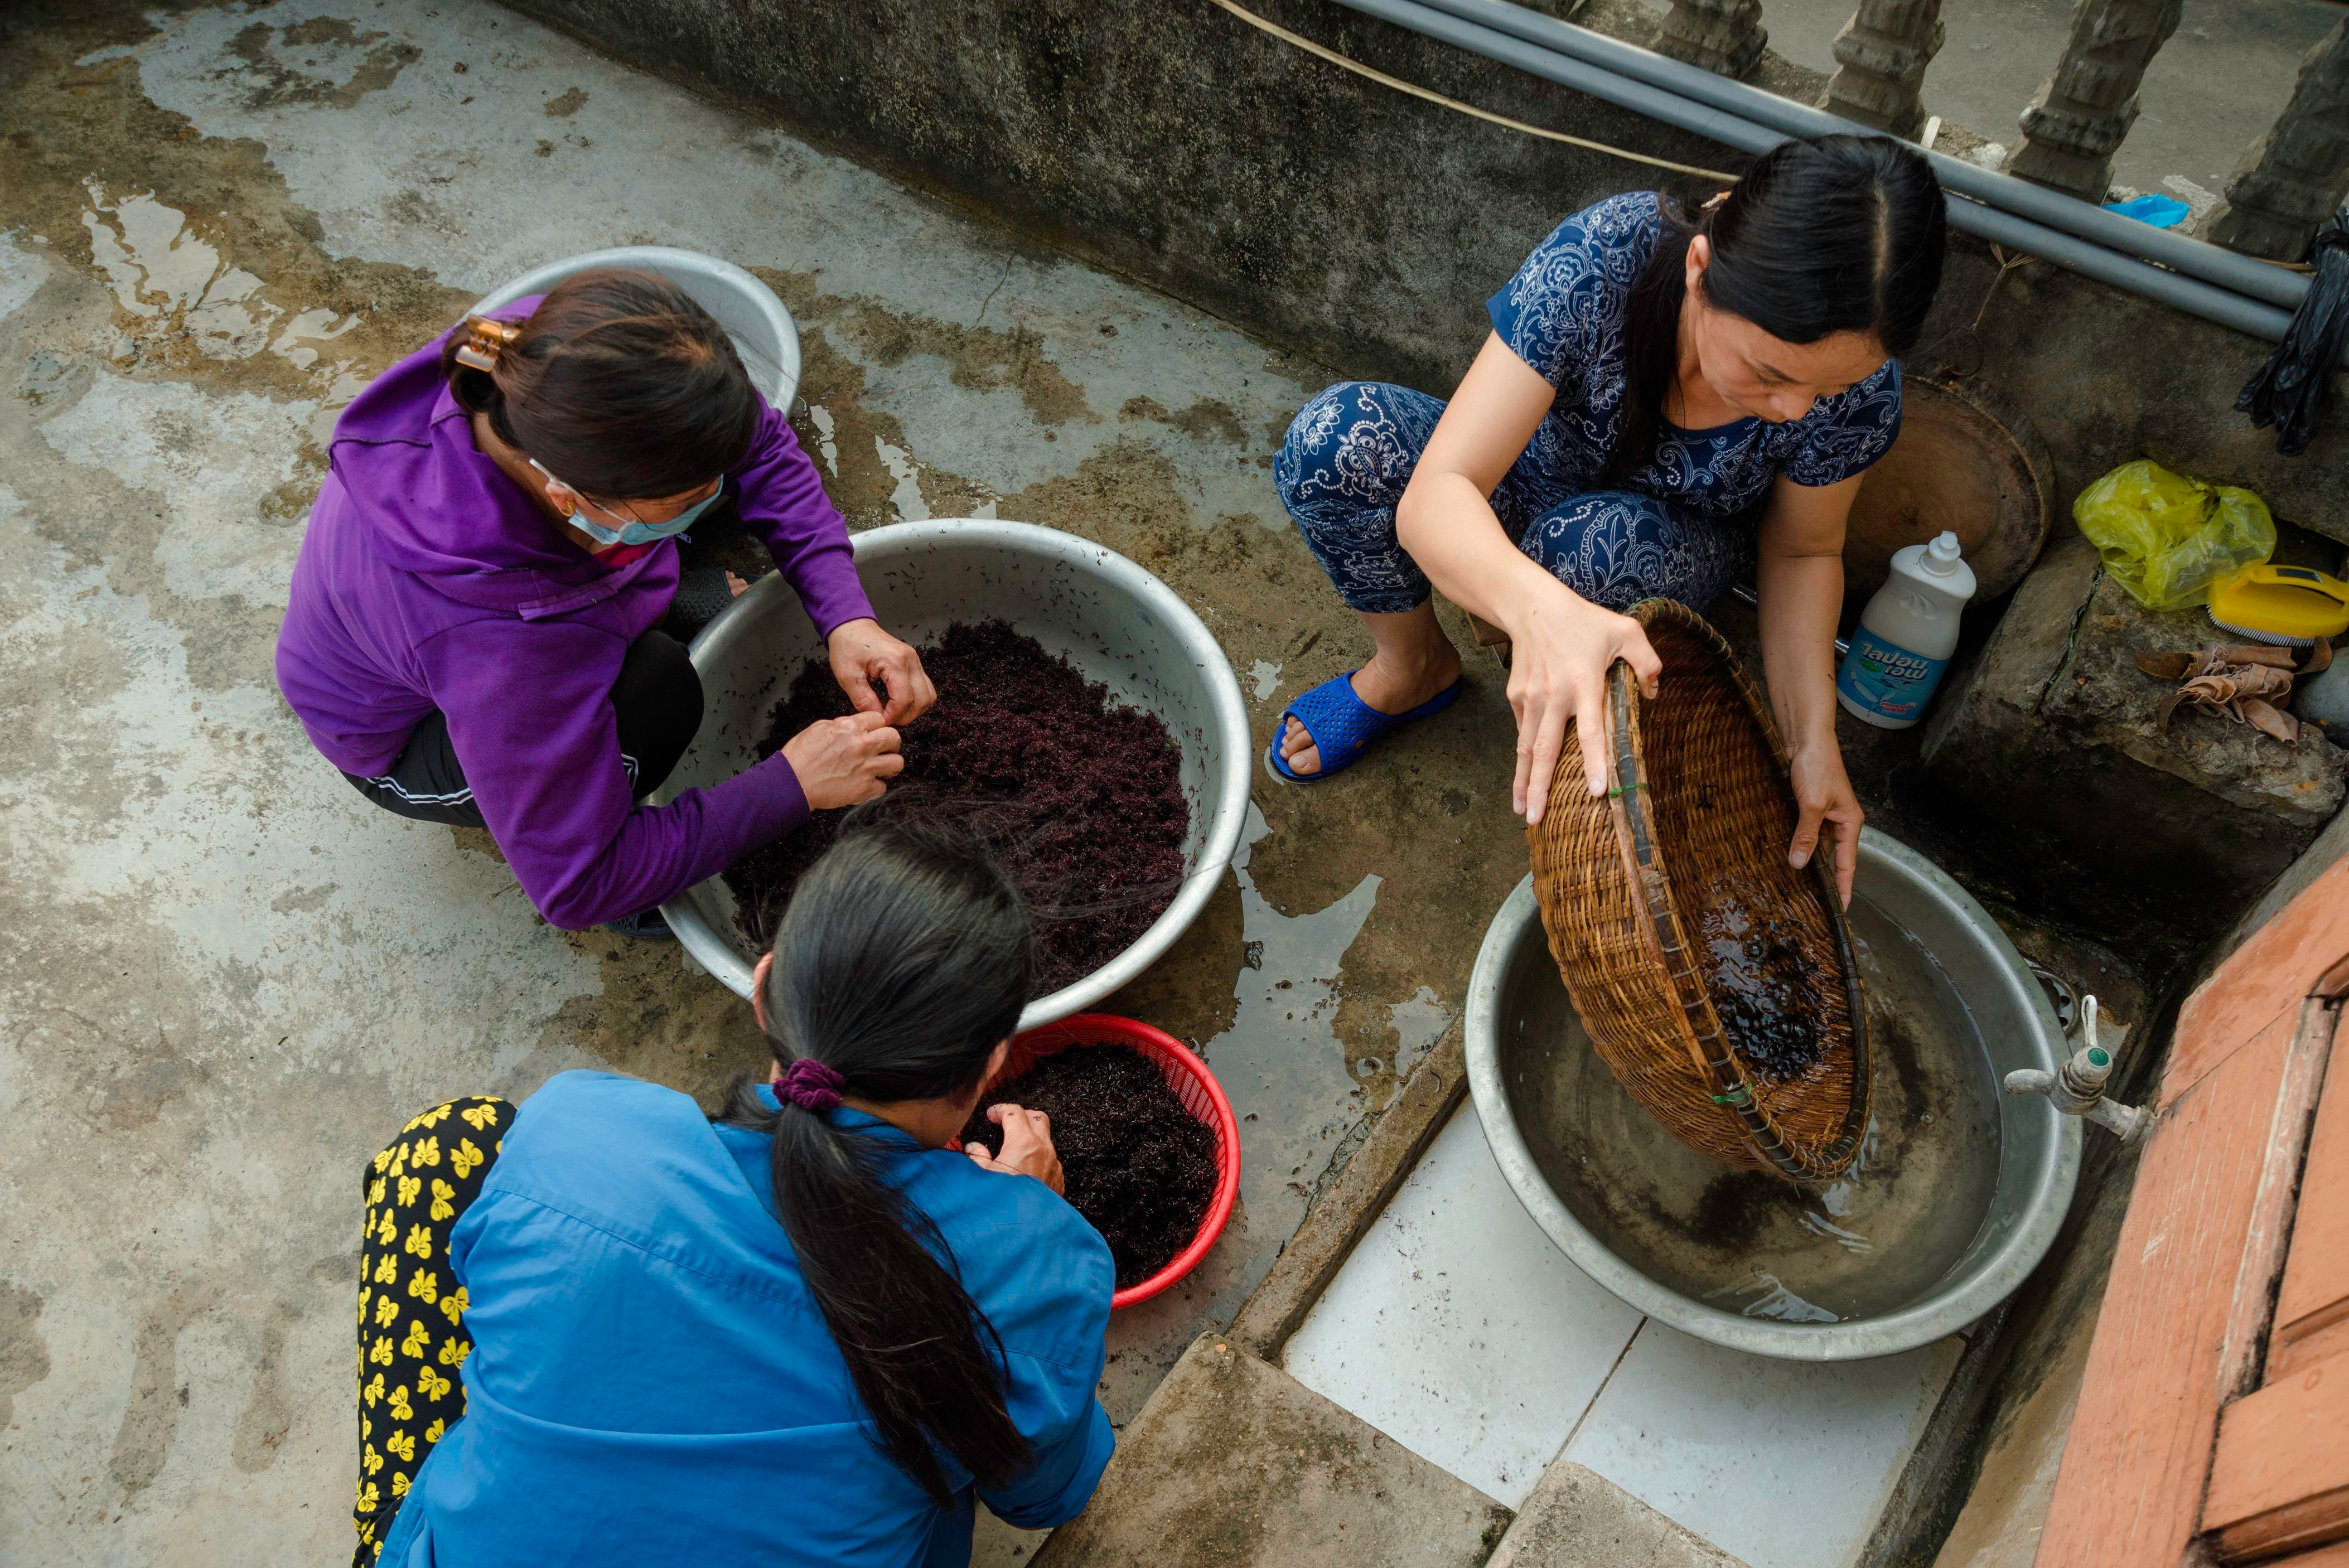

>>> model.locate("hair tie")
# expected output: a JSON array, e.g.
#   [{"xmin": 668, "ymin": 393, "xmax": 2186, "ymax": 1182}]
[
  {"xmin": 452, "ymin": 314, "xmax": 522, "ymax": 373},
  {"xmin": 772, "ymin": 1057, "xmax": 847, "ymax": 1113}
]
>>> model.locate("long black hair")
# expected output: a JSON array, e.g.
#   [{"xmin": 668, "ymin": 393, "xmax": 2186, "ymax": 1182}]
[
  {"xmin": 1601, "ymin": 133, "xmax": 1948, "ymax": 485},
  {"xmin": 714, "ymin": 804, "xmax": 1038, "ymax": 1506},
  {"xmin": 442, "ymin": 268, "xmax": 760, "ymax": 501}
]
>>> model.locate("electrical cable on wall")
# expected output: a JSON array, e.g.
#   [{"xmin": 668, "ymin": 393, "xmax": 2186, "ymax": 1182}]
[{"xmin": 1204, "ymin": 0, "xmax": 1739, "ymax": 183}]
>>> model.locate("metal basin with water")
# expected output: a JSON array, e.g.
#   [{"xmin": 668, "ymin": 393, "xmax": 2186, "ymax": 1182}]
[
  {"xmin": 1466, "ymin": 829, "xmax": 2080, "ymax": 1361},
  {"xmin": 654, "ymin": 519, "xmax": 1252, "ymax": 1030}
]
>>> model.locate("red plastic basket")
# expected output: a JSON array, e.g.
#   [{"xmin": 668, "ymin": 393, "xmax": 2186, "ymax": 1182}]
[{"xmin": 985, "ymin": 1013, "xmax": 1241, "ymax": 1310}]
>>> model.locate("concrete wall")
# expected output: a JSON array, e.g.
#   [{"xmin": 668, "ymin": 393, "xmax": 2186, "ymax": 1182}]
[{"xmin": 499, "ymin": 0, "xmax": 2349, "ymax": 541}]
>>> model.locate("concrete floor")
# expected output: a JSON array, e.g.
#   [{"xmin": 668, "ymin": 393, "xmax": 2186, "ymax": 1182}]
[
  {"xmin": 1758, "ymin": 0, "xmax": 2342, "ymax": 204},
  {"xmin": 0, "ymin": 3, "xmax": 1540, "ymax": 1562}
]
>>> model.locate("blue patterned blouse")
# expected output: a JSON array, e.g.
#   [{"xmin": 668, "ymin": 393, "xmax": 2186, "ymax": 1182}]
[{"xmin": 1488, "ymin": 192, "xmax": 1904, "ymax": 518}]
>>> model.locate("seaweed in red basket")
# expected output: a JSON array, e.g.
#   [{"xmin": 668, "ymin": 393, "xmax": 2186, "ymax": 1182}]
[{"xmin": 960, "ymin": 1046, "xmax": 1218, "ymax": 1290}]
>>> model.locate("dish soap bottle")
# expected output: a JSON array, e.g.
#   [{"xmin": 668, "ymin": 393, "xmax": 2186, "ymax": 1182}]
[{"xmin": 1836, "ymin": 531, "xmax": 1976, "ymax": 729}]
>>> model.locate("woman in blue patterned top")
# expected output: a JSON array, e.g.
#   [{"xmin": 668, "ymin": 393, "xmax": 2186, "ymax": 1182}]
[{"xmin": 1271, "ymin": 135, "xmax": 1947, "ymax": 903}]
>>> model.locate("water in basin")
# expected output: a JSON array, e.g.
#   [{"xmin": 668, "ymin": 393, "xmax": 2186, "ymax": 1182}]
[{"xmin": 1504, "ymin": 893, "xmax": 2003, "ymax": 1324}]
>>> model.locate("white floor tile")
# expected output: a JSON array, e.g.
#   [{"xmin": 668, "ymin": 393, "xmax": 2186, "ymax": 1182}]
[
  {"xmin": 1282, "ymin": 1105, "xmax": 1647, "ymax": 1508},
  {"xmin": 1561, "ymin": 1321, "xmax": 1963, "ymax": 1568}
]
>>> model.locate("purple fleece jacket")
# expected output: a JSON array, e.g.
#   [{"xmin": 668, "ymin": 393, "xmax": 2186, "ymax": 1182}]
[{"xmin": 274, "ymin": 301, "xmax": 874, "ymax": 929}]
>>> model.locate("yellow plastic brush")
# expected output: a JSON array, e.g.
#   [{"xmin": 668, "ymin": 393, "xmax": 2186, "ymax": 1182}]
[{"xmin": 2208, "ymin": 564, "xmax": 2349, "ymax": 647}]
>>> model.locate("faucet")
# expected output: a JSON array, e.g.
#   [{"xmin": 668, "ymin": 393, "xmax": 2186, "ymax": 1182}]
[{"xmin": 2003, "ymin": 995, "xmax": 2152, "ymax": 1144}]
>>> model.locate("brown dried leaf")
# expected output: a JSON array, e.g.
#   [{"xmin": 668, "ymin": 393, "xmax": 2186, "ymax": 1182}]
[
  {"xmin": 2220, "ymin": 645, "xmax": 2301, "ymax": 669},
  {"xmin": 2137, "ymin": 651, "xmax": 2192, "ymax": 679},
  {"xmin": 2304, "ymin": 638, "xmax": 2334, "ymax": 676},
  {"xmin": 2239, "ymin": 699, "xmax": 2299, "ymax": 744},
  {"xmin": 2232, "ymin": 665, "xmax": 2295, "ymax": 700}
]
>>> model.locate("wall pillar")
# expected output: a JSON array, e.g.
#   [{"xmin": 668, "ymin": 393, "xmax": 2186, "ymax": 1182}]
[
  {"xmin": 1656, "ymin": 0, "xmax": 1768, "ymax": 82},
  {"xmin": 2002, "ymin": 0, "xmax": 2184, "ymax": 201},
  {"xmin": 1825, "ymin": 0, "xmax": 1946, "ymax": 139},
  {"xmin": 2205, "ymin": 18, "xmax": 2349, "ymax": 262}
]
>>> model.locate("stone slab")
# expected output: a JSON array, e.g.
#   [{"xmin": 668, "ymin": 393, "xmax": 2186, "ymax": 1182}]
[
  {"xmin": 1030, "ymin": 1334, "xmax": 1511, "ymax": 1568},
  {"xmin": 1919, "ymin": 535, "xmax": 2344, "ymax": 942},
  {"xmin": 1487, "ymin": 1463, "xmax": 1748, "ymax": 1568},
  {"xmin": 2043, "ymin": 567, "xmax": 2344, "ymax": 828}
]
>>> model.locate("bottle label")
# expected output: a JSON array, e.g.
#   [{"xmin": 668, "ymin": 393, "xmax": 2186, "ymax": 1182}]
[{"xmin": 1836, "ymin": 627, "xmax": 1947, "ymax": 723}]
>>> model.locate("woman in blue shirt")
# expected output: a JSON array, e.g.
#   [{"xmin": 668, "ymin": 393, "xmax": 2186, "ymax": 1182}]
[
  {"xmin": 1269, "ymin": 134, "xmax": 1949, "ymax": 906},
  {"xmin": 350, "ymin": 809, "xmax": 1114, "ymax": 1566}
]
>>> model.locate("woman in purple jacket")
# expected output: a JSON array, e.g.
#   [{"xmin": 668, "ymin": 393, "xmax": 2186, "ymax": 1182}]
[{"xmin": 276, "ymin": 271, "xmax": 929, "ymax": 936}]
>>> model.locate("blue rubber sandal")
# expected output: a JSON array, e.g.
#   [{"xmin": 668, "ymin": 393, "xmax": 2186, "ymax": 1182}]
[{"xmin": 1266, "ymin": 671, "xmax": 1464, "ymax": 783}]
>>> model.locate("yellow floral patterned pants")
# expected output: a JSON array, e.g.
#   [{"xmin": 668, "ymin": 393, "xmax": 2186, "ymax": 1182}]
[{"xmin": 351, "ymin": 1096, "xmax": 509, "ymax": 1566}]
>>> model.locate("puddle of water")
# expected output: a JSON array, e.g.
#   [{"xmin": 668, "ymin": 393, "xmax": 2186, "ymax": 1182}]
[
  {"xmin": 1098, "ymin": 802, "xmax": 1388, "ymax": 1406},
  {"xmin": 269, "ymin": 305, "xmax": 356, "ymax": 369},
  {"xmin": 79, "ymin": 182, "xmax": 366, "ymax": 441},
  {"xmin": 873, "ymin": 434, "xmax": 930, "ymax": 520},
  {"xmin": 84, "ymin": 183, "xmax": 278, "ymax": 359},
  {"xmin": 1385, "ymin": 984, "xmax": 1451, "ymax": 1087},
  {"xmin": 1248, "ymin": 659, "xmax": 1281, "ymax": 701},
  {"xmin": 1504, "ymin": 893, "xmax": 2003, "ymax": 1323},
  {"xmin": 805, "ymin": 403, "xmax": 839, "ymax": 476},
  {"xmin": 310, "ymin": 367, "xmax": 371, "ymax": 447},
  {"xmin": 1198, "ymin": 802, "xmax": 1381, "ymax": 1285}
]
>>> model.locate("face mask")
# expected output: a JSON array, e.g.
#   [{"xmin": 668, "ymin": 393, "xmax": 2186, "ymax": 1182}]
[{"xmin": 530, "ymin": 459, "xmax": 726, "ymax": 548}]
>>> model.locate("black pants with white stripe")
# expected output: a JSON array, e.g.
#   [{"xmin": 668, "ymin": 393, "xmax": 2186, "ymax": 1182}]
[{"xmin": 344, "ymin": 630, "xmax": 703, "ymax": 827}]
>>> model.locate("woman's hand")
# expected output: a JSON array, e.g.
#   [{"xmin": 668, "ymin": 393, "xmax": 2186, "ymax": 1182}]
[
  {"xmin": 1787, "ymin": 738, "xmax": 1862, "ymax": 908},
  {"xmin": 1753, "ymin": 473, "xmax": 1864, "ymax": 908},
  {"xmin": 828, "ymin": 618, "xmax": 936, "ymax": 725},
  {"xmin": 1504, "ymin": 585, "xmax": 1664, "ymax": 825},
  {"xmin": 780, "ymin": 711, "xmax": 903, "ymax": 809},
  {"xmin": 965, "ymin": 1102, "xmax": 1065, "ymax": 1195}
]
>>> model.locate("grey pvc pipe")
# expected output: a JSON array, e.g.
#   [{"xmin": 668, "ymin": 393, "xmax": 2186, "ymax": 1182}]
[
  {"xmin": 1958, "ymin": 196, "xmax": 2293, "ymax": 340},
  {"xmin": 1395, "ymin": 0, "xmax": 2309, "ymax": 312},
  {"xmin": 1325, "ymin": 0, "xmax": 2300, "ymax": 345}
]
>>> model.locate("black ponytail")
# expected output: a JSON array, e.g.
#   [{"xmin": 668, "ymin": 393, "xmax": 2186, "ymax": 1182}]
[
  {"xmin": 714, "ymin": 801, "xmax": 1038, "ymax": 1505},
  {"xmin": 1601, "ymin": 133, "xmax": 1948, "ymax": 485}
]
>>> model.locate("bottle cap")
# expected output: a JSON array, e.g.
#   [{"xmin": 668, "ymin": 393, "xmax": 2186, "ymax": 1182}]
[{"xmin": 1922, "ymin": 531, "xmax": 1964, "ymax": 573}]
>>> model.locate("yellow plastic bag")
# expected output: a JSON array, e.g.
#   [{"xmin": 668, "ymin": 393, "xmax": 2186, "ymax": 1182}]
[{"xmin": 2072, "ymin": 459, "xmax": 2276, "ymax": 611}]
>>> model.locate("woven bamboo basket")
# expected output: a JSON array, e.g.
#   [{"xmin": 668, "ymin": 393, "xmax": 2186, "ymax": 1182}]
[{"xmin": 1526, "ymin": 600, "xmax": 1871, "ymax": 1180}]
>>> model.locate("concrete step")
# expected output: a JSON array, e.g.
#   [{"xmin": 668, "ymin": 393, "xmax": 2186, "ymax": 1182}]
[
  {"xmin": 1487, "ymin": 1463, "xmax": 1751, "ymax": 1568},
  {"xmin": 1032, "ymin": 1333, "xmax": 1510, "ymax": 1567}
]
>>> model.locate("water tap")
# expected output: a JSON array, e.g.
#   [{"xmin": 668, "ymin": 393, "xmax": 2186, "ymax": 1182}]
[{"xmin": 2002, "ymin": 995, "xmax": 2151, "ymax": 1144}]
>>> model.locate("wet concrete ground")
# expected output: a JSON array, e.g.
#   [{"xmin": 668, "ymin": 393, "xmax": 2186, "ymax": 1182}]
[{"xmin": 0, "ymin": 2, "xmax": 1536, "ymax": 1562}]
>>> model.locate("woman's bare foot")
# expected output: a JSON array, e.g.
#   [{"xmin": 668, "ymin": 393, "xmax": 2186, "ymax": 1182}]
[{"xmin": 1278, "ymin": 642, "xmax": 1462, "ymax": 776}]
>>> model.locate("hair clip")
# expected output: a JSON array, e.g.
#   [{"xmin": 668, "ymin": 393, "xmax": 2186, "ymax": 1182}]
[
  {"xmin": 452, "ymin": 314, "xmax": 522, "ymax": 372},
  {"xmin": 1702, "ymin": 190, "xmax": 1731, "ymax": 212}
]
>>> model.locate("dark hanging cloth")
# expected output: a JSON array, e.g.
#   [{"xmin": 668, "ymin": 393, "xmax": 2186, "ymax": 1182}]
[{"xmin": 2237, "ymin": 207, "xmax": 2349, "ymax": 457}]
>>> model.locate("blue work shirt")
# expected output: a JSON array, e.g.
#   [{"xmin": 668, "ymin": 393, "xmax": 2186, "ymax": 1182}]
[{"xmin": 376, "ymin": 1069, "xmax": 1116, "ymax": 1566}]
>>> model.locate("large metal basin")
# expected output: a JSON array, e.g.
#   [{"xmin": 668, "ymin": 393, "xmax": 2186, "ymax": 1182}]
[
  {"xmin": 654, "ymin": 519, "xmax": 1251, "ymax": 1030},
  {"xmin": 1466, "ymin": 829, "xmax": 2080, "ymax": 1361}
]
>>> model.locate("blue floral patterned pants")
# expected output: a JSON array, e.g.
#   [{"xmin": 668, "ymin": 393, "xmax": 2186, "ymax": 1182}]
[{"xmin": 1274, "ymin": 381, "xmax": 1754, "ymax": 616}]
